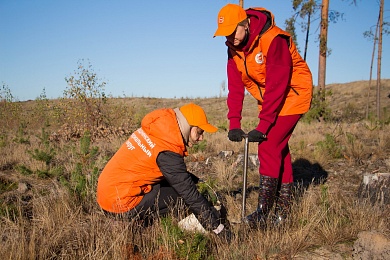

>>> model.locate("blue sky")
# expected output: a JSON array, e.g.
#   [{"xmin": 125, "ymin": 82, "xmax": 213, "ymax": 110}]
[{"xmin": 0, "ymin": 0, "xmax": 388, "ymax": 101}]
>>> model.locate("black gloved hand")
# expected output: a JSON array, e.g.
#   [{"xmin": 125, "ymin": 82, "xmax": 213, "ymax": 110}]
[
  {"xmin": 247, "ymin": 129, "xmax": 267, "ymax": 143},
  {"xmin": 228, "ymin": 129, "xmax": 246, "ymax": 142},
  {"xmin": 213, "ymin": 225, "xmax": 233, "ymax": 243}
]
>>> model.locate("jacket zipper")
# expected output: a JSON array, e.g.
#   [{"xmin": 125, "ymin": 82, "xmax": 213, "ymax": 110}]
[{"xmin": 243, "ymin": 56, "xmax": 264, "ymax": 99}]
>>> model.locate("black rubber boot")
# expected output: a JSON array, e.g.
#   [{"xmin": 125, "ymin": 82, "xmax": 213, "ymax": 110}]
[
  {"xmin": 273, "ymin": 182, "xmax": 293, "ymax": 226},
  {"xmin": 244, "ymin": 175, "xmax": 278, "ymax": 228}
]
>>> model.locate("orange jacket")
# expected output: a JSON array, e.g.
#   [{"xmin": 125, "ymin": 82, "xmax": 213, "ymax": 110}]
[
  {"xmin": 231, "ymin": 8, "xmax": 313, "ymax": 116},
  {"xmin": 97, "ymin": 108, "xmax": 186, "ymax": 213}
]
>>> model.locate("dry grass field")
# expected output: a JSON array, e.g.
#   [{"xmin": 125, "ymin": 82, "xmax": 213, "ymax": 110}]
[{"xmin": 0, "ymin": 79, "xmax": 389, "ymax": 259}]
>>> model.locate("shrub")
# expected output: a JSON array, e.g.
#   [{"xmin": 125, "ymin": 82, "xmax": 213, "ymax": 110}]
[
  {"xmin": 0, "ymin": 83, "xmax": 22, "ymax": 132},
  {"xmin": 55, "ymin": 59, "xmax": 109, "ymax": 136},
  {"xmin": 302, "ymin": 89, "xmax": 333, "ymax": 123},
  {"xmin": 160, "ymin": 216, "xmax": 210, "ymax": 259},
  {"xmin": 316, "ymin": 133, "xmax": 343, "ymax": 159},
  {"xmin": 60, "ymin": 131, "xmax": 99, "ymax": 201}
]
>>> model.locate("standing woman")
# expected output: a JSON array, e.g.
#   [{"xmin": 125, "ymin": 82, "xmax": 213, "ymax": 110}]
[{"xmin": 214, "ymin": 4, "xmax": 313, "ymax": 226}]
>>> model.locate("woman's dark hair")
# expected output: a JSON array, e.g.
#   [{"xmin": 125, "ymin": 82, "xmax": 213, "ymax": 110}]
[{"xmin": 238, "ymin": 18, "xmax": 248, "ymax": 27}]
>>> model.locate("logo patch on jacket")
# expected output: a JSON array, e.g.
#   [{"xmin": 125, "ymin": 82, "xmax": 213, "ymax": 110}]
[{"xmin": 255, "ymin": 52, "xmax": 264, "ymax": 64}]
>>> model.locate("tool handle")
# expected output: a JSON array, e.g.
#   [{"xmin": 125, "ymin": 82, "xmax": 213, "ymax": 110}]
[{"xmin": 241, "ymin": 135, "xmax": 249, "ymax": 220}]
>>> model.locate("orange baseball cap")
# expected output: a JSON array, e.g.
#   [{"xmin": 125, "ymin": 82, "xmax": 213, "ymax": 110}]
[
  {"xmin": 214, "ymin": 4, "xmax": 247, "ymax": 37},
  {"xmin": 180, "ymin": 103, "xmax": 218, "ymax": 133}
]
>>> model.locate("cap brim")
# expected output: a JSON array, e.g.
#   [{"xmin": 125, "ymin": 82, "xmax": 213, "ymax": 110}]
[
  {"xmin": 198, "ymin": 124, "xmax": 218, "ymax": 133},
  {"xmin": 213, "ymin": 24, "xmax": 237, "ymax": 37}
]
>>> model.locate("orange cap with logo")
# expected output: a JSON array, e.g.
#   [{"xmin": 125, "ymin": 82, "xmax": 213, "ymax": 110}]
[
  {"xmin": 180, "ymin": 103, "xmax": 218, "ymax": 133},
  {"xmin": 213, "ymin": 4, "xmax": 247, "ymax": 37}
]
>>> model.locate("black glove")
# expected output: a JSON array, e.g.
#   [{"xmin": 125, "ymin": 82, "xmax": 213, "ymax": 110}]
[
  {"xmin": 247, "ymin": 129, "xmax": 267, "ymax": 143},
  {"xmin": 213, "ymin": 225, "xmax": 233, "ymax": 243},
  {"xmin": 228, "ymin": 129, "xmax": 246, "ymax": 142}
]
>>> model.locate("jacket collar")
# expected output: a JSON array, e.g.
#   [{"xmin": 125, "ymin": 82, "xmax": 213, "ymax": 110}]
[
  {"xmin": 174, "ymin": 108, "xmax": 191, "ymax": 145},
  {"xmin": 225, "ymin": 8, "xmax": 270, "ymax": 53}
]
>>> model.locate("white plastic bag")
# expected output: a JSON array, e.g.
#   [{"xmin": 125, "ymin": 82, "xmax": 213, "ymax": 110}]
[{"xmin": 177, "ymin": 213, "xmax": 207, "ymax": 233}]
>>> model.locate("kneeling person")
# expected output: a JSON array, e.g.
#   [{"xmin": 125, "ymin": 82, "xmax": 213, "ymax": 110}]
[{"xmin": 97, "ymin": 103, "xmax": 228, "ymax": 237}]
